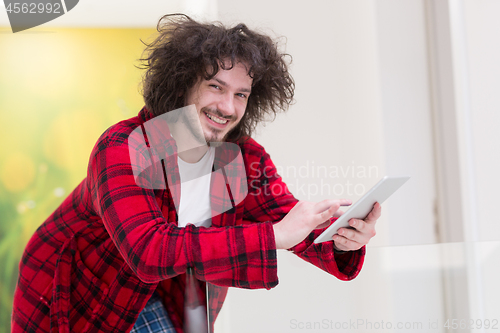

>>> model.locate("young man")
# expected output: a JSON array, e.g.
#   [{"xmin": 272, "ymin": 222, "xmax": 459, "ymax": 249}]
[{"xmin": 12, "ymin": 15, "xmax": 380, "ymax": 333}]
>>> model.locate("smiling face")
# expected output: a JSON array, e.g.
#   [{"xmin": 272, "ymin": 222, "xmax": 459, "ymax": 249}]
[{"xmin": 185, "ymin": 61, "xmax": 253, "ymax": 142}]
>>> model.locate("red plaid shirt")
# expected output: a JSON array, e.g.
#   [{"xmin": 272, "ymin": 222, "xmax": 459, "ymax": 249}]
[{"xmin": 12, "ymin": 107, "xmax": 365, "ymax": 333}]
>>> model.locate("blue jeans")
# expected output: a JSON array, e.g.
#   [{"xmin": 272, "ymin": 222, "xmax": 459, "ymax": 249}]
[{"xmin": 130, "ymin": 292, "xmax": 175, "ymax": 333}]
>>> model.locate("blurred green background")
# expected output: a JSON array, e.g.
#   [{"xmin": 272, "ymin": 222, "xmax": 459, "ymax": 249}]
[{"xmin": 0, "ymin": 26, "xmax": 155, "ymax": 331}]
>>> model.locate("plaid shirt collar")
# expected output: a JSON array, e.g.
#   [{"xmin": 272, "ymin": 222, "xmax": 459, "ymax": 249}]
[{"xmin": 137, "ymin": 106, "xmax": 247, "ymax": 229}]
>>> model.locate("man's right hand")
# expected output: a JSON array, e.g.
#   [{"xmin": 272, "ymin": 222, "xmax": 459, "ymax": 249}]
[{"xmin": 272, "ymin": 199, "xmax": 352, "ymax": 250}]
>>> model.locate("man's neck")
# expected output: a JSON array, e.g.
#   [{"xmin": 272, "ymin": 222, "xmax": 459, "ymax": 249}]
[
  {"xmin": 170, "ymin": 123, "xmax": 209, "ymax": 163},
  {"xmin": 178, "ymin": 145, "xmax": 210, "ymax": 163}
]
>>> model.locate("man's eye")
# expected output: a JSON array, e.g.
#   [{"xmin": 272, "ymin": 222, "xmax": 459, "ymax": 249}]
[
  {"xmin": 236, "ymin": 93, "xmax": 247, "ymax": 99},
  {"xmin": 210, "ymin": 84, "xmax": 220, "ymax": 90}
]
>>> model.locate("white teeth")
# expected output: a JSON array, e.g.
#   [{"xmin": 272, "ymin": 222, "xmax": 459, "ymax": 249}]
[{"xmin": 205, "ymin": 113, "xmax": 228, "ymax": 124}]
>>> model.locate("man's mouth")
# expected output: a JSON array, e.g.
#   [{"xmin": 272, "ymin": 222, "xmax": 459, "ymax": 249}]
[{"xmin": 204, "ymin": 112, "xmax": 229, "ymax": 125}]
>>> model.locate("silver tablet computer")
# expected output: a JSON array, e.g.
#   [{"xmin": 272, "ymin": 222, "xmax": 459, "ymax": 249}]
[{"xmin": 313, "ymin": 176, "xmax": 410, "ymax": 244}]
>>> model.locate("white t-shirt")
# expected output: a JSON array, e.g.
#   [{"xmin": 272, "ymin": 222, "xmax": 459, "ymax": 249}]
[
  {"xmin": 177, "ymin": 147, "xmax": 215, "ymax": 228},
  {"xmin": 177, "ymin": 147, "xmax": 214, "ymax": 332}
]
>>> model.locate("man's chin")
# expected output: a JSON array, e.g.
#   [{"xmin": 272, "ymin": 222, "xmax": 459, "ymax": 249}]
[{"xmin": 204, "ymin": 131, "xmax": 226, "ymax": 143}]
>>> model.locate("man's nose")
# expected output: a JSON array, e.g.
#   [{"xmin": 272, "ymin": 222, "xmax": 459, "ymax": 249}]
[{"xmin": 217, "ymin": 93, "xmax": 236, "ymax": 117}]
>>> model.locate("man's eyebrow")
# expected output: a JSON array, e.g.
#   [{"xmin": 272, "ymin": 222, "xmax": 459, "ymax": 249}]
[{"xmin": 213, "ymin": 78, "xmax": 252, "ymax": 93}]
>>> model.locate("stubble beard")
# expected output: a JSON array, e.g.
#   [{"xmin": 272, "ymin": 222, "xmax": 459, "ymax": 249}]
[{"xmin": 204, "ymin": 127, "xmax": 227, "ymax": 143}]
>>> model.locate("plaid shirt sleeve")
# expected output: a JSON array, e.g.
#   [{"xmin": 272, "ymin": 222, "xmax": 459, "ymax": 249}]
[
  {"xmin": 88, "ymin": 128, "xmax": 278, "ymax": 290},
  {"xmin": 241, "ymin": 140, "xmax": 365, "ymax": 281}
]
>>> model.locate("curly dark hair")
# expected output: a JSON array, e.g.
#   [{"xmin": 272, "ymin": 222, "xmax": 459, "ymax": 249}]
[{"xmin": 137, "ymin": 14, "xmax": 295, "ymax": 142}]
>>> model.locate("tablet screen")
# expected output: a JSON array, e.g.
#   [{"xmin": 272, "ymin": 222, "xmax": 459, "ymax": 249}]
[{"xmin": 313, "ymin": 176, "xmax": 410, "ymax": 244}]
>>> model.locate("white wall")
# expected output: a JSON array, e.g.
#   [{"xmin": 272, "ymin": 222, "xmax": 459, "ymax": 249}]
[
  {"xmin": 460, "ymin": 0, "xmax": 500, "ymax": 323},
  {"xmin": 461, "ymin": 0, "xmax": 500, "ymax": 242},
  {"xmin": 426, "ymin": 0, "xmax": 500, "ymax": 326},
  {"xmin": 375, "ymin": 0, "xmax": 438, "ymax": 246}
]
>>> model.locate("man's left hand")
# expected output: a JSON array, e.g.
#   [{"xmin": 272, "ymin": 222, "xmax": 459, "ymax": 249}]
[{"xmin": 332, "ymin": 202, "xmax": 381, "ymax": 252}]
